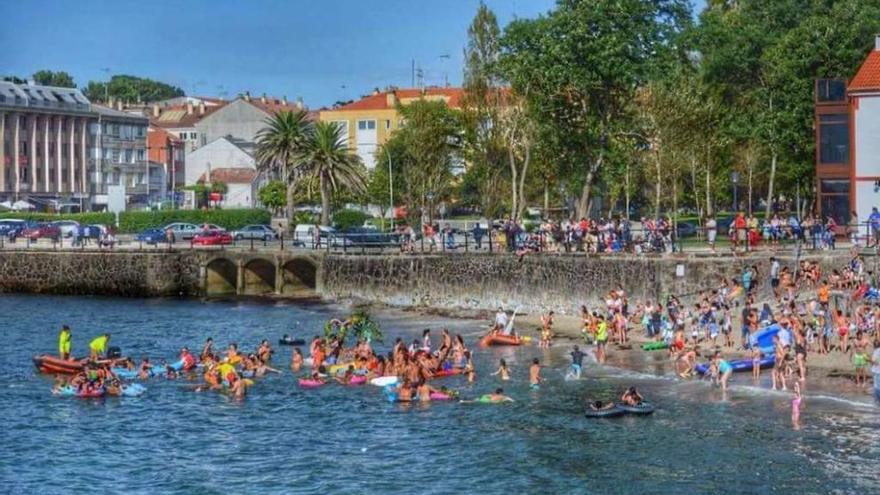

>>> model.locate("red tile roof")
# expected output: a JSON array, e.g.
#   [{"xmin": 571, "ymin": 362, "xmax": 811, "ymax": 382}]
[
  {"xmin": 333, "ymin": 87, "xmax": 465, "ymax": 112},
  {"xmin": 244, "ymin": 96, "xmax": 307, "ymax": 115},
  {"xmin": 849, "ymin": 49, "xmax": 880, "ymax": 92},
  {"xmin": 198, "ymin": 168, "xmax": 256, "ymax": 184}
]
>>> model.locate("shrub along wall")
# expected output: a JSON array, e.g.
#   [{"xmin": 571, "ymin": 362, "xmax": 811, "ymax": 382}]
[{"xmin": 0, "ymin": 209, "xmax": 271, "ymax": 233}]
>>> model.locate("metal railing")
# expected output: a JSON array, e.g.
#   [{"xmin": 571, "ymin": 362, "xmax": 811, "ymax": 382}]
[{"xmin": 0, "ymin": 222, "xmax": 877, "ymax": 256}]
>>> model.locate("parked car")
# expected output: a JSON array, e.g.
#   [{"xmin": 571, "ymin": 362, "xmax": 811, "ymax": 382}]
[
  {"xmin": 192, "ymin": 229, "xmax": 233, "ymax": 246},
  {"xmin": 22, "ymin": 223, "xmax": 61, "ymax": 241},
  {"xmin": 292, "ymin": 224, "xmax": 340, "ymax": 248},
  {"xmin": 0, "ymin": 219, "xmax": 28, "ymax": 238},
  {"xmin": 197, "ymin": 223, "xmax": 226, "ymax": 233},
  {"xmin": 338, "ymin": 227, "xmax": 399, "ymax": 247},
  {"xmin": 162, "ymin": 222, "xmax": 200, "ymax": 240},
  {"xmin": 232, "ymin": 224, "xmax": 277, "ymax": 241},
  {"xmin": 136, "ymin": 228, "xmax": 168, "ymax": 245},
  {"xmin": 50, "ymin": 220, "xmax": 80, "ymax": 238}
]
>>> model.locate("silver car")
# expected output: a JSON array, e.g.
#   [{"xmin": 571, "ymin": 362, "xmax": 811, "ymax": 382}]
[
  {"xmin": 232, "ymin": 224, "xmax": 277, "ymax": 241},
  {"xmin": 162, "ymin": 222, "xmax": 200, "ymax": 240}
]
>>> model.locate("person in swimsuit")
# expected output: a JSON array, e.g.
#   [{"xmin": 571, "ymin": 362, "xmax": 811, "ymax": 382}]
[
  {"xmin": 853, "ymin": 330, "xmax": 870, "ymax": 387},
  {"xmin": 529, "ymin": 358, "xmax": 543, "ymax": 389},
  {"xmin": 791, "ymin": 382, "xmax": 802, "ymax": 427},
  {"xmin": 570, "ymin": 345, "xmax": 586, "ymax": 379},
  {"xmin": 751, "ymin": 346, "xmax": 763, "ymax": 381},
  {"xmin": 491, "ymin": 359, "xmax": 510, "ymax": 381},
  {"xmin": 713, "ymin": 352, "xmax": 733, "ymax": 391},
  {"xmin": 481, "ymin": 388, "xmax": 514, "ymax": 403},
  {"xmin": 793, "ymin": 327, "xmax": 807, "ymax": 383},
  {"xmin": 291, "ymin": 348, "xmax": 304, "ymax": 372},
  {"xmin": 201, "ymin": 337, "xmax": 214, "ymax": 361},
  {"xmin": 463, "ymin": 351, "xmax": 476, "ymax": 383},
  {"xmin": 589, "ymin": 400, "xmax": 616, "ymax": 411},
  {"xmin": 620, "ymin": 387, "xmax": 643, "ymax": 406}
]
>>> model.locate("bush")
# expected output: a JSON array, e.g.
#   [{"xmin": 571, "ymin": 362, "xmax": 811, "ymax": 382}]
[
  {"xmin": 0, "ymin": 209, "xmax": 271, "ymax": 233},
  {"xmin": 332, "ymin": 209, "xmax": 371, "ymax": 230}
]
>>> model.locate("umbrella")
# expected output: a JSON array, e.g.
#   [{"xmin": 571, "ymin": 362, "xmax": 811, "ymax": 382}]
[
  {"xmin": 0, "ymin": 200, "xmax": 12, "ymax": 210},
  {"xmin": 12, "ymin": 200, "xmax": 35, "ymax": 211}
]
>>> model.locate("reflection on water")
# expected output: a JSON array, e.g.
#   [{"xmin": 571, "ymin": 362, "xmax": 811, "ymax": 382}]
[{"xmin": 0, "ymin": 294, "xmax": 877, "ymax": 494}]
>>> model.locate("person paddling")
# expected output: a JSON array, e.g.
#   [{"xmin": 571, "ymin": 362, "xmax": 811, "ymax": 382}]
[{"xmin": 58, "ymin": 325, "xmax": 72, "ymax": 360}]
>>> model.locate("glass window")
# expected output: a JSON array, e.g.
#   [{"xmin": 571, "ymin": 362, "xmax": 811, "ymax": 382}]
[
  {"xmin": 820, "ymin": 179, "xmax": 850, "ymax": 194},
  {"xmin": 816, "ymin": 79, "xmax": 846, "ymax": 103},
  {"xmin": 124, "ymin": 149, "xmax": 133, "ymax": 163},
  {"xmin": 385, "ymin": 120, "xmax": 391, "ymax": 130},
  {"xmin": 358, "ymin": 120, "xmax": 367, "ymax": 130},
  {"xmin": 137, "ymin": 149, "xmax": 145, "ymax": 161},
  {"xmin": 820, "ymin": 194, "xmax": 850, "ymax": 225},
  {"xmin": 818, "ymin": 114, "xmax": 848, "ymax": 164}
]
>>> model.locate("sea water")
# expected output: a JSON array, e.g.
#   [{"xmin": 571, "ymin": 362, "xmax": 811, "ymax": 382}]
[{"xmin": 0, "ymin": 294, "xmax": 877, "ymax": 494}]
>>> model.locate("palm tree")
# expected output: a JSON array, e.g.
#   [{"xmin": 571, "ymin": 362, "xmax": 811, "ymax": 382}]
[
  {"xmin": 255, "ymin": 109, "xmax": 310, "ymax": 222},
  {"xmin": 297, "ymin": 121, "xmax": 366, "ymax": 226}
]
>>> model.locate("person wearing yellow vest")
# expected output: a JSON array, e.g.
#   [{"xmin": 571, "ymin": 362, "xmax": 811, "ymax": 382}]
[
  {"xmin": 58, "ymin": 325, "xmax": 72, "ymax": 360},
  {"xmin": 596, "ymin": 316, "xmax": 608, "ymax": 364},
  {"xmin": 89, "ymin": 333, "xmax": 111, "ymax": 360}
]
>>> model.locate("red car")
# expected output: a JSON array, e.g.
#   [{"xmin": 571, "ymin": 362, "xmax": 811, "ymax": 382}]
[
  {"xmin": 22, "ymin": 223, "xmax": 61, "ymax": 241},
  {"xmin": 192, "ymin": 229, "xmax": 233, "ymax": 246}
]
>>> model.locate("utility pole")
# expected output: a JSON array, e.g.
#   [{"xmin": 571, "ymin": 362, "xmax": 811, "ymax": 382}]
[{"xmin": 387, "ymin": 148, "xmax": 394, "ymax": 230}]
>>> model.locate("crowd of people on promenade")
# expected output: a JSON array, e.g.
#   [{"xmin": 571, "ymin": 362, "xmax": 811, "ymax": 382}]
[{"xmin": 395, "ymin": 206, "xmax": 880, "ymax": 256}]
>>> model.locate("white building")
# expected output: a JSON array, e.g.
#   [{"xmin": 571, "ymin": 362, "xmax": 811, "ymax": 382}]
[
  {"xmin": 185, "ymin": 136, "xmax": 259, "ymax": 208},
  {"xmin": 849, "ymin": 35, "xmax": 880, "ymax": 223}
]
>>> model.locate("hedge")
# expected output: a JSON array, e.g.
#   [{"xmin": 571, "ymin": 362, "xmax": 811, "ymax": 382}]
[
  {"xmin": 332, "ymin": 209, "xmax": 372, "ymax": 230},
  {"xmin": 0, "ymin": 209, "xmax": 271, "ymax": 233}
]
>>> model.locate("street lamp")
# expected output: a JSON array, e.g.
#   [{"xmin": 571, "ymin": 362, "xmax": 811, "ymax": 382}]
[
  {"xmin": 386, "ymin": 148, "xmax": 394, "ymax": 231},
  {"xmin": 730, "ymin": 171, "xmax": 739, "ymax": 213}
]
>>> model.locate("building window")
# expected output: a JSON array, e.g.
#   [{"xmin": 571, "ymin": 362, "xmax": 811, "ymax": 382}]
[
  {"xmin": 124, "ymin": 149, "xmax": 133, "ymax": 163},
  {"xmin": 818, "ymin": 114, "xmax": 848, "ymax": 164},
  {"xmin": 816, "ymin": 79, "xmax": 846, "ymax": 103},
  {"xmin": 137, "ymin": 149, "xmax": 145, "ymax": 162},
  {"xmin": 111, "ymin": 149, "xmax": 120, "ymax": 163},
  {"xmin": 179, "ymin": 132, "xmax": 187, "ymax": 139},
  {"xmin": 190, "ymin": 132, "xmax": 198, "ymax": 140},
  {"xmin": 819, "ymin": 179, "xmax": 850, "ymax": 225},
  {"xmin": 21, "ymin": 141, "xmax": 27, "ymax": 156},
  {"xmin": 357, "ymin": 120, "xmax": 376, "ymax": 131},
  {"xmin": 385, "ymin": 120, "xmax": 391, "ymax": 130}
]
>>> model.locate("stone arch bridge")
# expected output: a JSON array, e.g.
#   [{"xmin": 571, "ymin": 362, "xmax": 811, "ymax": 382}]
[{"xmin": 200, "ymin": 251, "xmax": 322, "ymax": 297}]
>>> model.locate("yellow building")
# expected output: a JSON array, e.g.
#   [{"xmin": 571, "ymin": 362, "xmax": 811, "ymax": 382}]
[{"xmin": 318, "ymin": 87, "xmax": 464, "ymax": 169}]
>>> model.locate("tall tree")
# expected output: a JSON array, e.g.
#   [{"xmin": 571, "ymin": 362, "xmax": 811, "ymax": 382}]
[
  {"xmin": 32, "ymin": 70, "xmax": 75, "ymax": 87},
  {"xmin": 298, "ymin": 121, "xmax": 367, "ymax": 226},
  {"xmin": 499, "ymin": 0, "xmax": 692, "ymax": 218},
  {"xmin": 255, "ymin": 110, "xmax": 312, "ymax": 223}
]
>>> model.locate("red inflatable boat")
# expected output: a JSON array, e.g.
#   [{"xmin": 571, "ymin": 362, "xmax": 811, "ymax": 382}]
[
  {"xmin": 431, "ymin": 368, "xmax": 463, "ymax": 378},
  {"xmin": 33, "ymin": 355, "xmax": 87, "ymax": 374},
  {"xmin": 479, "ymin": 333, "xmax": 523, "ymax": 347}
]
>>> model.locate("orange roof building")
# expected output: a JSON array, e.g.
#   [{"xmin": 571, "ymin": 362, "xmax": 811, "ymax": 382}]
[{"xmin": 318, "ymin": 87, "xmax": 465, "ymax": 169}]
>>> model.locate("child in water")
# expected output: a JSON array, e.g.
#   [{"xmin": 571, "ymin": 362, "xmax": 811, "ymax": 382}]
[
  {"xmin": 491, "ymin": 359, "xmax": 510, "ymax": 381},
  {"xmin": 791, "ymin": 382, "xmax": 802, "ymax": 426},
  {"xmin": 529, "ymin": 358, "xmax": 543, "ymax": 389},
  {"xmin": 570, "ymin": 345, "xmax": 586, "ymax": 379}
]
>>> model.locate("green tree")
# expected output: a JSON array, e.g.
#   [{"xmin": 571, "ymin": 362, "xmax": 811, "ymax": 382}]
[
  {"xmin": 258, "ymin": 180, "xmax": 288, "ymax": 216},
  {"xmin": 382, "ymin": 100, "xmax": 462, "ymax": 226},
  {"xmin": 297, "ymin": 121, "xmax": 367, "ymax": 226},
  {"xmin": 255, "ymin": 109, "xmax": 312, "ymax": 223},
  {"xmin": 83, "ymin": 75, "xmax": 184, "ymax": 103},
  {"xmin": 499, "ymin": 0, "xmax": 692, "ymax": 218},
  {"xmin": 32, "ymin": 70, "xmax": 76, "ymax": 87}
]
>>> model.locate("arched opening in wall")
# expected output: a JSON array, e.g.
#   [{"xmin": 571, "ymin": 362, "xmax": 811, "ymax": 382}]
[
  {"xmin": 205, "ymin": 258, "xmax": 237, "ymax": 296},
  {"xmin": 281, "ymin": 258, "xmax": 317, "ymax": 296},
  {"xmin": 243, "ymin": 259, "xmax": 276, "ymax": 295}
]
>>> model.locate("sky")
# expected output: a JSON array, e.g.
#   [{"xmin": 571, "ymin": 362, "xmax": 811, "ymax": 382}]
[{"xmin": 1, "ymin": 0, "xmax": 705, "ymax": 109}]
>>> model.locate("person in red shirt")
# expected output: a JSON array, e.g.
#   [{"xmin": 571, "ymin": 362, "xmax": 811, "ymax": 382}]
[{"xmin": 734, "ymin": 213, "xmax": 747, "ymax": 251}]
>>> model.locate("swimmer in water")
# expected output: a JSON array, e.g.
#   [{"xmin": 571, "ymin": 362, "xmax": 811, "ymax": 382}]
[
  {"xmin": 491, "ymin": 359, "xmax": 510, "ymax": 381},
  {"xmin": 529, "ymin": 358, "xmax": 543, "ymax": 389},
  {"xmin": 791, "ymin": 381, "xmax": 802, "ymax": 426},
  {"xmin": 620, "ymin": 386, "xmax": 643, "ymax": 406},
  {"xmin": 570, "ymin": 345, "xmax": 586, "ymax": 379},
  {"xmin": 291, "ymin": 348, "xmax": 304, "ymax": 372},
  {"xmin": 482, "ymin": 388, "xmax": 514, "ymax": 403},
  {"xmin": 589, "ymin": 400, "xmax": 615, "ymax": 411}
]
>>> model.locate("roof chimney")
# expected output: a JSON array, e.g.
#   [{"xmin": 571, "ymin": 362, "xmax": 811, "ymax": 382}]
[
  {"xmin": 186, "ymin": 101, "xmax": 193, "ymax": 115},
  {"xmin": 260, "ymin": 93, "xmax": 267, "ymax": 104},
  {"xmin": 386, "ymin": 91, "xmax": 397, "ymax": 108},
  {"xmin": 152, "ymin": 103, "xmax": 160, "ymax": 117},
  {"xmin": 373, "ymin": 87, "xmax": 380, "ymax": 96},
  {"xmin": 198, "ymin": 101, "xmax": 205, "ymax": 115}
]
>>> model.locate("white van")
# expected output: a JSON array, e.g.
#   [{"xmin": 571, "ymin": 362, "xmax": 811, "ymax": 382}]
[{"xmin": 292, "ymin": 224, "xmax": 338, "ymax": 248}]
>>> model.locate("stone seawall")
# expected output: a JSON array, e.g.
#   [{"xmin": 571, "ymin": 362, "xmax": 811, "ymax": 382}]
[
  {"xmin": 0, "ymin": 251, "xmax": 202, "ymax": 297},
  {"xmin": 320, "ymin": 252, "xmax": 860, "ymax": 315}
]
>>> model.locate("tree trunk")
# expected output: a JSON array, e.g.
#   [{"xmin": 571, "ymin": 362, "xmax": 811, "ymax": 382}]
[
  {"xmin": 747, "ymin": 161, "xmax": 753, "ymax": 216},
  {"xmin": 576, "ymin": 154, "xmax": 603, "ymax": 219},
  {"xmin": 764, "ymin": 151, "xmax": 777, "ymax": 219},
  {"xmin": 508, "ymin": 147, "xmax": 518, "ymax": 220},
  {"xmin": 654, "ymin": 152, "xmax": 662, "ymax": 219},
  {"xmin": 624, "ymin": 161, "xmax": 630, "ymax": 221},
  {"xmin": 286, "ymin": 183, "xmax": 296, "ymax": 230},
  {"xmin": 543, "ymin": 178, "xmax": 549, "ymax": 218},
  {"xmin": 516, "ymin": 145, "xmax": 531, "ymax": 221},
  {"xmin": 320, "ymin": 175, "xmax": 331, "ymax": 226},
  {"xmin": 689, "ymin": 157, "xmax": 701, "ymax": 221},
  {"xmin": 704, "ymin": 148, "xmax": 713, "ymax": 217}
]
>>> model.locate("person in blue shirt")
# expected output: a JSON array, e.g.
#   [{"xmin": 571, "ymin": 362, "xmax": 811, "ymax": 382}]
[{"xmin": 868, "ymin": 207, "xmax": 880, "ymax": 247}]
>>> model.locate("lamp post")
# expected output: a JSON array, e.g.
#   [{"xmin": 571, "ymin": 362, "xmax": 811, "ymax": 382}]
[{"xmin": 730, "ymin": 171, "xmax": 739, "ymax": 214}]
